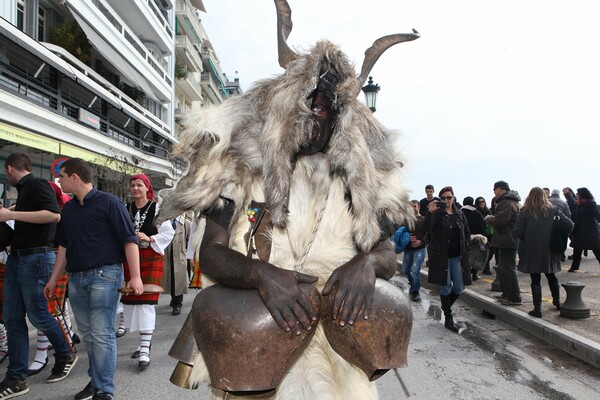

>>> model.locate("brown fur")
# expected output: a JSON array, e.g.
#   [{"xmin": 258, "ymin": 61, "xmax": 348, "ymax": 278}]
[{"xmin": 158, "ymin": 40, "xmax": 414, "ymax": 251}]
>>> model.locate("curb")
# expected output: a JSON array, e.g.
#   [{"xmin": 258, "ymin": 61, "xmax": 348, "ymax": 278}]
[{"xmin": 416, "ymin": 268, "xmax": 600, "ymax": 368}]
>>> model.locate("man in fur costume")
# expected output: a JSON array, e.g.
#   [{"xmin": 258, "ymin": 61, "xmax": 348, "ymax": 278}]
[{"xmin": 157, "ymin": 1, "xmax": 419, "ymax": 398}]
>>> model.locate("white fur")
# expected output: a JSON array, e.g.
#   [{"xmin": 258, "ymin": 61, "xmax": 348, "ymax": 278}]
[{"xmin": 189, "ymin": 157, "xmax": 379, "ymax": 399}]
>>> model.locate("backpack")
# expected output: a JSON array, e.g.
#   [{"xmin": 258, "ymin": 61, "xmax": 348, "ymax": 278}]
[{"xmin": 392, "ymin": 226, "xmax": 411, "ymax": 253}]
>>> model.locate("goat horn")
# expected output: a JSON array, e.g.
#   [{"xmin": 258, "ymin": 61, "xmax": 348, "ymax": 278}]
[
  {"xmin": 274, "ymin": 0, "xmax": 298, "ymax": 68},
  {"xmin": 356, "ymin": 30, "xmax": 420, "ymax": 93}
]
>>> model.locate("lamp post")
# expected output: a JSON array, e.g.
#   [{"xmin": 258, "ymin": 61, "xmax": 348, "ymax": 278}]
[{"xmin": 361, "ymin": 76, "xmax": 380, "ymax": 112}]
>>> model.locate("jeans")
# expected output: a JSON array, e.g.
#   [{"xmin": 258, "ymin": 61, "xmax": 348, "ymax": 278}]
[
  {"xmin": 3, "ymin": 251, "xmax": 72, "ymax": 380},
  {"xmin": 68, "ymin": 264, "xmax": 123, "ymax": 396},
  {"xmin": 402, "ymin": 248, "xmax": 426, "ymax": 294},
  {"xmin": 439, "ymin": 256, "xmax": 464, "ymax": 296},
  {"xmin": 497, "ymin": 248, "xmax": 521, "ymax": 302}
]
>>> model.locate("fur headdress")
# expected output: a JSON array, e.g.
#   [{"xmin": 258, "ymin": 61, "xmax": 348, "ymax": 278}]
[{"xmin": 157, "ymin": 3, "xmax": 419, "ymax": 251}]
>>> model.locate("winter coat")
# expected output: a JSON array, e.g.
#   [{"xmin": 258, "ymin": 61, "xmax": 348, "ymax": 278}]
[
  {"xmin": 548, "ymin": 194, "xmax": 571, "ymax": 218},
  {"xmin": 461, "ymin": 205, "xmax": 485, "ymax": 235},
  {"xmin": 514, "ymin": 208, "xmax": 573, "ymax": 274},
  {"xmin": 426, "ymin": 205, "xmax": 472, "ymax": 286},
  {"xmin": 406, "ymin": 215, "xmax": 427, "ymax": 251},
  {"xmin": 487, "ymin": 190, "xmax": 521, "ymax": 249},
  {"xmin": 567, "ymin": 199, "xmax": 600, "ymax": 250},
  {"xmin": 163, "ymin": 214, "xmax": 193, "ymax": 296}
]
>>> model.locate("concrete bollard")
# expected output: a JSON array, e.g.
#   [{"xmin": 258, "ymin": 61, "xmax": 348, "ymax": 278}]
[
  {"xmin": 491, "ymin": 266, "xmax": 502, "ymax": 292},
  {"xmin": 560, "ymin": 281, "xmax": 590, "ymax": 319}
]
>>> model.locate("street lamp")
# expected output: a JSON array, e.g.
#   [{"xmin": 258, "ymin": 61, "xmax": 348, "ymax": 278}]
[{"xmin": 361, "ymin": 76, "xmax": 380, "ymax": 112}]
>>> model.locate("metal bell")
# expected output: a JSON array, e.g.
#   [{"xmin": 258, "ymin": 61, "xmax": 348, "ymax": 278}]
[{"xmin": 168, "ymin": 309, "xmax": 200, "ymax": 389}]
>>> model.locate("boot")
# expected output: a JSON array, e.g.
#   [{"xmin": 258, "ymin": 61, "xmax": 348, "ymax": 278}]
[
  {"xmin": 471, "ymin": 269, "xmax": 479, "ymax": 281},
  {"xmin": 549, "ymin": 280, "xmax": 561, "ymax": 310},
  {"xmin": 448, "ymin": 291, "xmax": 460, "ymax": 307},
  {"xmin": 482, "ymin": 262, "xmax": 492, "ymax": 275},
  {"xmin": 568, "ymin": 261, "xmax": 579, "ymax": 272},
  {"xmin": 440, "ymin": 295, "xmax": 459, "ymax": 332},
  {"xmin": 528, "ymin": 284, "xmax": 542, "ymax": 318}
]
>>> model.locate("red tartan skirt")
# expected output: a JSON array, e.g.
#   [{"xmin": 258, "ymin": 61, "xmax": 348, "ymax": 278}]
[
  {"xmin": 47, "ymin": 272, "xmax": 68, "ymax": 315},
  {"xmin": 122, "ymin": 247, "xmax": 164, "ymax": 305}
]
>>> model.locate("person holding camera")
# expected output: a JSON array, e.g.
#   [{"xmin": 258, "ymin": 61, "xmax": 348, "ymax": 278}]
[{"xmin": 426, "ymin": 186, "xmax": 472, "ymax": 332}]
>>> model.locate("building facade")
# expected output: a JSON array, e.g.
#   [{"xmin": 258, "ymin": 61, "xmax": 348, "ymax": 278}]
[{"xmin": 0, "ymin": 0, "xmax": 239, "ymax": 201}]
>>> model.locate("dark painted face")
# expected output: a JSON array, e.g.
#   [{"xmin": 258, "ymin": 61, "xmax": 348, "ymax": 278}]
[{"xmin": 298, "ymin": 92, "xmax": 335, "ymax": 155}]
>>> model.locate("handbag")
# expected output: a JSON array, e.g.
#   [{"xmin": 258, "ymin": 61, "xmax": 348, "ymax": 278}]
[{"xmin": 549, "ymin": 209, "xmax": 567, "ymax": 254}]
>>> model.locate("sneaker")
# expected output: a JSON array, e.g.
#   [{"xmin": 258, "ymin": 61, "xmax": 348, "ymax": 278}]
[
  {"xmin": 74, "ymin": 381, "xmax": 93, "ymax": 400},
  {"xmin": 411, "ymin": 292, "xmax": 421, "ymax": 302},
  {"xmin": 116, "ymin": 327, "xmax": 127, "ymax": 338},
  {"xmin": 47, "ymin": 353, "xmax": 77, "ymax": 383},
  {"xmin": 0, "ymin": 373, "xmax": 29, "ymax": 399},
  {"xmin": 499, "ymin": 298, "xmax": 523, "ymax": 306},
  {"xmin": 93, "ymin": 391, "xmax": 113, "ymax": 400}
]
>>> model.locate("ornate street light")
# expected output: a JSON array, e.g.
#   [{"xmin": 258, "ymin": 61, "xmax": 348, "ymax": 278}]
[{"xmin": 361, "ymin": 76, "xmax": 380, "ymax": 112}]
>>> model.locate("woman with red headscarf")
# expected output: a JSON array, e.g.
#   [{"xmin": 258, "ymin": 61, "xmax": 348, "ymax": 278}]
[{"xmin": 120, "ymin": 174, "xmax": 174, "ymax": 369}]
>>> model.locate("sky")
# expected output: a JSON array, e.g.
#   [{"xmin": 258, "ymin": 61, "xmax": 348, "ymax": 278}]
[{"xmin": 200, "ymin": 0, "xmax": 600, "ymax": 205}]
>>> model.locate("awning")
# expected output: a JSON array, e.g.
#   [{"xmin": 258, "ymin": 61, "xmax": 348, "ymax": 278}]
[
  {"xmin": 43, "ymin": 42, "xmax": 122, "ymax": 109},
  {"xmin": 68, "ymin": 10, "xmax": 160, "ymax": 102},
  {"xmin": 0, "ymin": 17, "xmax": 77, "ymax": 80}
]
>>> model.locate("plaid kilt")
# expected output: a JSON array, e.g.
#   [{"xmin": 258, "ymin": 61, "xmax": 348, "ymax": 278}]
[
  {"xmin": 47, "ymin": 272, "xmax": 68, "ymax": 316},
  {"xmin": 123, "ymin": 247, "xmax": 164, "ymax": 305},
  {"xmin": 189, "ymin": 254, "xmax": 202, "ymax": 289}
]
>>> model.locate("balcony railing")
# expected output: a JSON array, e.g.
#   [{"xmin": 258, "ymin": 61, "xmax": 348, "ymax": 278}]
[{"xmin": 0, "ymin": 63, "xmax": 168, "ymax": 159}]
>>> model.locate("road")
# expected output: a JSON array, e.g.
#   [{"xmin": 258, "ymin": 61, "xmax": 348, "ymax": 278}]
[{"xmin": 17, "ymin": 276, "xmax": 600, "ymax": 400}]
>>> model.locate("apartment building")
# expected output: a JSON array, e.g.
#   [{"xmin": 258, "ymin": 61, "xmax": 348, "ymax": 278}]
[{"xmin": 0, "ymin": 0, "xmax": 239, "ymax": 201}]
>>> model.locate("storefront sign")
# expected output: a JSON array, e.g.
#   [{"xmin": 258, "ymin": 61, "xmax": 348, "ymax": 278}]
[{"xmin": 0, "ymin": 122, "xmax": 60, "ymax": 153}]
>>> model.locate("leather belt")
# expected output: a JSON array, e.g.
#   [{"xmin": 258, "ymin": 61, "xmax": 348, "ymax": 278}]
[{"xmin": 14, "ymin": 246, "xmax": 53, "ymax": 257}]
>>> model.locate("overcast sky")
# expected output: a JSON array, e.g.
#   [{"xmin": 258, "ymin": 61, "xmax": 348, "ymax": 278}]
[{"xmin": 201, "ymin": 0, "xmax": 600, "ymax": 204}]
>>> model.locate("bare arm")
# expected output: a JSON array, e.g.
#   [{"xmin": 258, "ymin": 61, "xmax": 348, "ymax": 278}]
[
  {"xmin": 322, "ymin": 239, "xmax": 396, "ymax": 326},
  {"xmin": 124, "ymin": 242, "xmax": 143, "ymax": 295},
  {"xmin": 0, "ymin": 208, "xmax": 60, "ymax": 224},
  {"xmin": 200, "ymin": 218, "xmax": 318, "ymax": 335}
]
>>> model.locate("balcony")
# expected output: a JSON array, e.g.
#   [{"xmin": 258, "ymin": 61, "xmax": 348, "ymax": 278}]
[
  {"xmin": 175, "ymin": 35, "xmax": 203, "ymax": 73},
  {"xmin": 68, "ymin": 0, "xmax": 173, "ymax": 101},
  {"xmin": 176, "ymin": 71, "xmax": 203, "ymax": 102},
  {"xmin": 175, "ymin": 0, "xmax": 207, "ymax": 46},
  {"xmin": 200, "ymin": 71, "xmax": 225, "ymax": 104},
  {"xmin": 105, "ymin": 0, "xmax": 173, "ymax": 53}
]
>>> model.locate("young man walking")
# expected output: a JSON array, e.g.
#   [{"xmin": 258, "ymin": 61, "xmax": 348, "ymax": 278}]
[
  {"xmin": 0, "ymin": 153, "xmax": 77, "ymax": 399},
  {"xmin": 45, "ymin": 158, "xmax": 143, "ymax": 400}
]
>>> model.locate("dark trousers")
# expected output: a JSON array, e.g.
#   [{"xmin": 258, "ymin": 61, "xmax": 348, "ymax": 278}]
[
  {"xmin": 497, "ymin": 248, "xmax": 521, "ymax": 302},
  {"xmin": 571, "ymin": 248, "xmax": 600, "ymax": 269}
]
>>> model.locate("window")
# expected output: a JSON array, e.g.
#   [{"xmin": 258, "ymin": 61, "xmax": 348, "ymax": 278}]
[
  {"xmin": 37, "ymin": 6, "xmax": 46, "ymax": 41},
  {"xmin": 17, "ymin": 0, "xmax": 25, "ymax": 31}
]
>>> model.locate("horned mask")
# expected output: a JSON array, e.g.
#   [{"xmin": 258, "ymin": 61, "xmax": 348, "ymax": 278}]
[{"xmin": 157, "ymin": 0, "xmax": 419, "ymax": 251}]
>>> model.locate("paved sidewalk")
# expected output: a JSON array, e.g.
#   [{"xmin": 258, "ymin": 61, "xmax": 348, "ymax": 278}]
[{"xmin": 418, "ymin": 250, "xmax": 600, "ymax": 368}]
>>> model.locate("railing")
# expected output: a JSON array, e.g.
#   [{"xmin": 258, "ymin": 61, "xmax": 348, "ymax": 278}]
[
  {"xmin": 175, "ymin": 35, "xmax": 203, "ymax": 71},
  {"xmin": 91, "ymin": 0, "xmax": 173, "ymax": 90},
  {"xmin": 0, "ymin": 64, "xmax": 169, "ymax": 159}
]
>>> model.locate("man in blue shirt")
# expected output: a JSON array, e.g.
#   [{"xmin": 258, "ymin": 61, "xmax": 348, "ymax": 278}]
[
  {"xmin": 0, "ymin": 153, "xmax": 76, "ymax": 399},
  {"xmin": 45, "ymin": 158, "xmax": 143, "ymax": 400}
]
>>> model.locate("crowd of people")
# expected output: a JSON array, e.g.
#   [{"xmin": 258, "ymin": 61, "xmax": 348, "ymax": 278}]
[
  {"xmin": 0, "ymin": 153, "xmax": 199, "ymax": 400},
  {"xmin": 399, "ymin": 181, "xmax": 600, "ymax": 331}
]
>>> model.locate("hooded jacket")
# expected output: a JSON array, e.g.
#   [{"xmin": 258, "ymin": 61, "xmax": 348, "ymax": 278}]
[{"xmin": 487, "ymin": 190, "xmax": 521, "ymax": 249}]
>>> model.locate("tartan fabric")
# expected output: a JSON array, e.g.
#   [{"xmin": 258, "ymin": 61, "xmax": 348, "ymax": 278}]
[
  {"xmin": 189, "ymin": 254, "xmax": 202, "ymax": 289},
  {"xmin": 123, "ymin": 247, "xmax": 164, "ymax": 304},
  {"xmin": 47, "ymin": 272, "xmax": 68, "ymax": 315},
  {"xmin": 0, "ymin": 262, "xmax": 4, "ymax": 321}
]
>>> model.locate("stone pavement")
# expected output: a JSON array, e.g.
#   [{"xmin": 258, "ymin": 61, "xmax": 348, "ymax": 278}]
[{"xmin": 418, "ymin": 249, "xmax": 600, "ymax": 368}]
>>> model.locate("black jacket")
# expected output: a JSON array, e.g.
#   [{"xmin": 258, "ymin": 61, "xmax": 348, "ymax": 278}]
[{"xmin": 426, "ymin": 205, "xmax": 472, "ymax": 287}]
